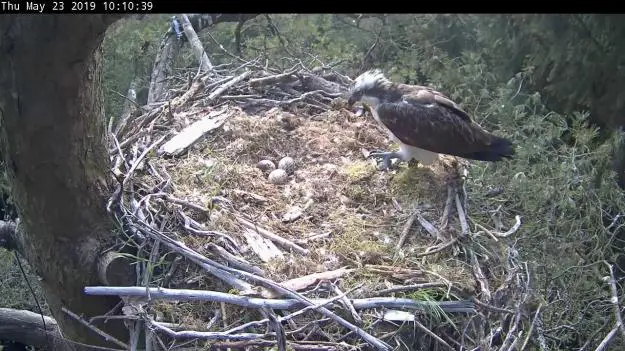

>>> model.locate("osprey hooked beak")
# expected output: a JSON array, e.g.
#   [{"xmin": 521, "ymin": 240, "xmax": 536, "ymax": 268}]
[{"xmin": 347, "ymin": 91, "xmax": 362, "ymax": 107}]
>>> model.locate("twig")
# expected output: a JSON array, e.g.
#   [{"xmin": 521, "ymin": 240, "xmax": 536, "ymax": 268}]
[
  {"xmin": 455, "ymin": 192, "xmax": 469, "ymax": 235},
  {"xmin": 332, "ymin": 285, "xmax": 362, "ymax": 325},
  {"xmin": 207, "ymin": 70, "xmax": 252, "ymax": 102},
  {"xmin": 61, "ymin": 307, "xmax": 129, "ymax": 349},
  {"xmin": 376, "ymin": 282, "xmax": 449, "ymax": 295},
  {"xmin": 594, "ymin": 324, "xmax": 620, "ymax": 351},
  {"xmin": 205, "ymin": 339, "xmax": 338, "ymax": 350},
  {"xmin": 439, "ymin": 184, "xmax": 455, "ymax": 233},
  {"xmin": 520, "ymin": 303, "xmax": 544, "ymax": 351},
  {"xmin": 249, "ymin": 68, "xmax": 300, "ymax": 86},
  {"xmin": 414, "ymin": 319, "xmax": 454, "ymax": 351},
  {"xmin": 150, "ymin": 320, "xmax": 269, "ymax": 340},
  {"xmin": 470, "ymin": 249, "xmax": 491, "ymax": 302},
  {"xmin": 473, "ymin": 298, "xmax": 515, "ymax": 315},
  {"xmin": 395, "ymin": 209, "xmax": 418, "ymax": 252},
  {"xmin": 471, "ymin": 215, "xmax": 522, "ymax": 239},
  {"xmin": 603, "ymin": 261, "xmax": 625, "ymax": 339},
  {"xmin": 122, "ymin": 135, "xmax": 168, "ymax": 188},
  {"xmin": 224, "ymin": 285, "xmax": 360, "ymax": 335},
  {"xmin": 415, "ymin": 237, "xmax": 460, "ymax": 258},
  {"xmin": 235, "ymin": 215, "xmax": 309, "ymax": 255},
  {"xmin": 206, "ymin": 243, "xmax": 265, "ymax": 276}
]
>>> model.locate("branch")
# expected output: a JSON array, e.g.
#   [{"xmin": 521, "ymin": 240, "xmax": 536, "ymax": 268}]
[
  {"xmin": 0, "ymin": 308, "xmax": 123, "ymax": 351},
  {"xmin": 84, "ymin": 286, "xmax": 476, "ymax": 314}
]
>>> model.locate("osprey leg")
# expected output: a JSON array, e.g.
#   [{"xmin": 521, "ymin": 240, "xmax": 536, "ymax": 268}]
[{"xmin": 368, "ymin": 151, "xmax": 403, "ymax": 170}]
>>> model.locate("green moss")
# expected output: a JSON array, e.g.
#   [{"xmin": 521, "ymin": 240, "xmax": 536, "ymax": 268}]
[
  {"xmin": 389, "ymin": 166, "xmax": 443, "ymax": 203},
  {"xmin": 342, "ymin": 160, "xmax": 377, "ymax": 183}
]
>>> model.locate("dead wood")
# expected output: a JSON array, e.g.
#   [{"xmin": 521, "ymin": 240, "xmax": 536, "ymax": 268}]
[{"xmin": 0, "ymin": 308, "xmax": 122, "ymax": 351}]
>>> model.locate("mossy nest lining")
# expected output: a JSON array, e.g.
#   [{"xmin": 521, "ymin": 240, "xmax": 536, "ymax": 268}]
[{"xmin": 140, "ymin": 105, "xmax": 477, "ymax": 331}]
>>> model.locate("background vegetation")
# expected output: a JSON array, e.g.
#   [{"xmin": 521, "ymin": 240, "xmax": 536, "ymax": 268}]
[{"xmin": 2, "ymin": 14, "xmax": 625, "ymax": 350}]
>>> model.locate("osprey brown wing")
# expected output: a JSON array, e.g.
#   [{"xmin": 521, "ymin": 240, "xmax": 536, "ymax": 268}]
[
  {"xmin": 399, "ymin": 87, "xmax": 473, "ymax": 123},
  {"xmin": 376, "ymin": 100, "xmax": 514, "ymax": 161}
]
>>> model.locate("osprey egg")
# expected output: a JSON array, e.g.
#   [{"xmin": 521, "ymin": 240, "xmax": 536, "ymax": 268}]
[
  {"xmin": 257, "ymin": 159, "xmax": 276, "ymax": 173},
  {"xmin": 278, "ymin": 157, "xmax": 296, "ymax": 175},
  {"xmin": 268, "ymin": 169, "xmax": 288, "ymax": 185}
]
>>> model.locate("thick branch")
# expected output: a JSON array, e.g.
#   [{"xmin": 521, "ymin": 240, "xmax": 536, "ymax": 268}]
[
  {"xmin": 0, "ymin": 308, "xmax": 122, "ymax": 351},
  {"xmin": 84, "ymin": 286, "xmax": 476, "ymax": 313}
]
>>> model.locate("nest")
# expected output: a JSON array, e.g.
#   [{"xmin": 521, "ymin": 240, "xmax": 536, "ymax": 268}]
[{"xmin": 96, "ymin": 64, "xmax": 525, "ymax": 351}]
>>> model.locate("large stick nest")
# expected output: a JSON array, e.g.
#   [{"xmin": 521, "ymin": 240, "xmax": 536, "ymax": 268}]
[{"xmin": 100, "ymin": 60, "xmax": 527, "ymax": 351}]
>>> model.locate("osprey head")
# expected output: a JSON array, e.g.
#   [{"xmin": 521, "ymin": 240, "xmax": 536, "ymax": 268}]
[{"xmin": 347, "ymin": 69, "xmax": 392, "ymax": 107}]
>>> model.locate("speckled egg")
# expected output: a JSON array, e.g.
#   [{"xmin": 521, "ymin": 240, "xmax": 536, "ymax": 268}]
[
  {"xmin": 268, "ymin": 169, "xmax": 288, "ymax": 185},
  {"xmin": 278, "ymin": 156, "xmax": 296, "ymax": 175},
  {"xmin": 257, "ymin": 159, "xmax": 276, "ymax": 173}
]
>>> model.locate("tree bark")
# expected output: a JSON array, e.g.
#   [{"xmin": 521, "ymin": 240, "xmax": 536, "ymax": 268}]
[{"xmin": 0, "ymin": 15, "xmax": 127, "ymax": 348}]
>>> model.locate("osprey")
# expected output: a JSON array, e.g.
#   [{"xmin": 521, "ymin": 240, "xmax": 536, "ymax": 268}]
[{"xmin": 347, "ymin": 69, "xmax": 515, "ymax": 169}]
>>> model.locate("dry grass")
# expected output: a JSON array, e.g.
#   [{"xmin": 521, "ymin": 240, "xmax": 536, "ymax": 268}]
[{"xmin": 148, "ymin": 105, "xmax": 476, "ymax": 326}]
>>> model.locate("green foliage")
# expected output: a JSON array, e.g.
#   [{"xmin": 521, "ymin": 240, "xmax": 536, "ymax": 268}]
[
  {"xmin": 472, "ymin": 14, "xmax": 625, "ymax": 128},
  {"xmin": 102, "ymin": 15, "xmax": 170, "ymax": 119},
  {"xmin": 428, "ymin": 50, "xmax": 625, "ymax": 348},
  {"xmin": 0, "ymin": 249, "xmax": 48, "ymax": 314}
]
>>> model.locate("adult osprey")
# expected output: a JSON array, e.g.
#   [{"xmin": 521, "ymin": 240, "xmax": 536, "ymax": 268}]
[{"xmin": 347, "ymin": 69, "xmax": 515, "ymax": 169}]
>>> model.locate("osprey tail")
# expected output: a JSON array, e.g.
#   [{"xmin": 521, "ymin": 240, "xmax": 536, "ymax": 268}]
[{"xmin": 461, "ymin": 136, "xmax": 514, "ymax": 162}]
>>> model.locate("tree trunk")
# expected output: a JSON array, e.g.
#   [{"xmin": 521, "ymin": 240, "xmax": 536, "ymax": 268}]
[{"xmin": 0, "ymin": 15, "xmax": 128, "ymax": 348}]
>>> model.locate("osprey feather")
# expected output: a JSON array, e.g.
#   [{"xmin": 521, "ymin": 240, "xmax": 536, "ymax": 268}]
[{"xmin": 347, "ymin": 69, "xmax": 515, "ymax": 169}]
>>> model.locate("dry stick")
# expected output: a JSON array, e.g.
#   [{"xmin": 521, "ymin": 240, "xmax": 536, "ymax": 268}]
[
  {"xmin": 264, "ymin": 307, "xmax": 288, "ymax": 351},
  {"xmin": 439, "ymin": 184, "xmax": 455, "ymax": 234},
  {"xmin": 130, "ymin": 220, "xmax": 388, "ymax": 349},
  {"xmin": 500, "ymin": 263, "xmax": 531, "ymax": 351},
  {"xmin": 178, "ymin": 210, "xmax": 239, "ymax": 250},
  {"xmin": 413, "ymin": 319, "xmax": 454, "ymax": 351},
  {"xmin": 206, "ymin": 70, "xmax": 252, "ymax": 102},
  {"xmin": 455, "ymin": 192, "xmax": 469, "ymax": 235},
  {"xmin": 206, "ymin": 243, "xmax": 266, "ymax": 277},
  {"xmin": 129, "ymin": 227, "xmax": 392, "ymax": 350},
  {"xmin": 519, "ymin": 303, "xmax": 544, "ymax": 351},
  {"xmin": 248, "ymin": 67, "xmax": 300, "ymax": 86},
  {"xmin": 376, "ymin": 282, "xmax": 449, "ymax": 296},
  {"xmin": 472, "ymin": 298, "xmax": 515, "ymax": 315},
  {"xmin": 206, "ymin": 340, "xmax": 337, "ymax": 351},
  {"xmin": 150, "ymin": 321, "xmax": 270, "ymax": 341},
  {"xmin": 223, "ymin": 284, "xmax": 361, "ymax": 335},
  {"xmin": 236, "ymin": 215, "xmax": 309, "ymax": 255},
  {"xmin": 472, "ymin": 215, "xmax": 523, "ymax": 240},
  {"xmin": 151, "ymin": 192, "xmax": 208, "ymax": 214},
  {"xmin": 122, "ymin": 135, "xmax": 168, "ymax": 188},
  {"xmin": 594, "ymin": 324, "xmax": 620, "ymax": 351},
  {"xmin": 84, "ymin": 286, "xmax": 473, "ymax": 313},
  {"xmin": 416, "ymin": 191, "xmax": 470, "ymax": 258},
  {"xmin": 603, "ymin": 261, "xmax": 625, "ymax": 339},
  {"xmin": 416, "ymin": 213, "xmax": 439, "ymax": 238},
  {"xmin": 332, "ymin": 285, "xmax": 362, "ymax": 325},
  {"xmin": 470, "ymin": 249, "xmax": 491, "ymax": 303},
  {"xmin": 415, "ymin": 237, "xmax": 460, "ymax": 258},
  {"xmin": 395, "ymin": 209, "xmax": 418, "ymax": 252},
  {"xmin": 61, "ymin": 307, "xmax": 129, "ymax": 349},
  {"xmin": 281, "ymin": 90, "xmax": 341, "ymax": 106},
  {"xmin": 129, "ymin": 217, "xmax": 254, "ymax": 292}
]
